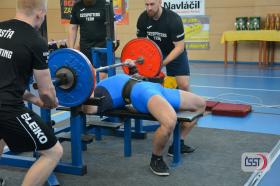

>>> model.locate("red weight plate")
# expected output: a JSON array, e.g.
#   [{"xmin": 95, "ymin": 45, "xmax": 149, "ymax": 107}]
[{"xmin": 121, "ymin": 38, "xmax": 162, "ymax": 78}]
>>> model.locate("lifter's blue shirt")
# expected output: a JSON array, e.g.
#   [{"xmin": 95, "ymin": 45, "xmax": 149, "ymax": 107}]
[{"xmin": 95, "ymin": 74, "xmax": 181, "ymax": 113}]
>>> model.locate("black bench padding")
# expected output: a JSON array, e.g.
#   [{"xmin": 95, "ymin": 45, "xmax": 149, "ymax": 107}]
[
  {"xmin": 87, "ymin": 120, "xmax": 123, "ymax": 128},
  {"xmin": 57, "ymin": 106, "xmax": 203, "ymax": 122},
  {"xmin": 57, "ymin": 133, "xmax": 94, "ymax": 143}
]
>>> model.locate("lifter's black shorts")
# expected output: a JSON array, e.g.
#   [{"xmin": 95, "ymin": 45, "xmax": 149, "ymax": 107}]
[
  {"xmin": 0, "ymin": 105, "xmax": 57, "ymax": 153},
  {"xmin": 165, "ymin": 50, "xmax": 190, "ymax": 76}
]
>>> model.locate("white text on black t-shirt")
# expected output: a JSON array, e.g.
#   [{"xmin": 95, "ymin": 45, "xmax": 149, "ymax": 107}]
[{"xmin": 0, "ymin": 28, "xmax": 15, "ymax": 39}]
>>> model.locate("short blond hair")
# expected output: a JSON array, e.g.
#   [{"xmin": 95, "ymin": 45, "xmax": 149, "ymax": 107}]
[{"xmin": 16, "ymin": 0, "xmax": 47, "ymax": 16}]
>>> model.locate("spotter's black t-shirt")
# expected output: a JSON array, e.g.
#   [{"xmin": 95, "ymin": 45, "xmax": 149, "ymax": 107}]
[
  {"xmin": 0, "ymin": 19, "xmax": 48, "ymax": 105},
  {"xmin": 70, "ymin": 0, "xmax": 108, "ymax": 49},
  {"xmin": 136, "ymin": 8, "xmax": 185, "ymax": 56}
]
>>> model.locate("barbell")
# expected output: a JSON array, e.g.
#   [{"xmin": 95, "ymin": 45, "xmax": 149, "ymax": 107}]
[
  {"xmin": 33, "ymin": 57, "xmax": 144, "ymax": 89},
  {"xmin": 33, "ymin": 38, "xmax": 163, "ymax": 107}
]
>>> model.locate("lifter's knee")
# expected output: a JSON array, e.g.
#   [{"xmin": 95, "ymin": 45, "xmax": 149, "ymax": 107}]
[
  {"xmin": 197, "ymin": 97, "xmax": 206, "ymax": 112},
  {"xmin": 160, "ymin": 112, "xmax": 177, "ymax": 136},
  {"xmin": 40, "ymin": 142, "xmax": 63, "ymax": 162}
]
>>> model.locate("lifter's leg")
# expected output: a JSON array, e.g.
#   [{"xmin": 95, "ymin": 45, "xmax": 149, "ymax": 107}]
[
  {"xmin": 22, "ymin": 142, "xmax": 63, "ymax": 186},
  {"xmin": 172, "ymin": 91, "xmax": 206, "ymax": 154},
  {"xmin": 147, "ymin": 95, "xmax": 177, "ymax": 176},
  {"xmin": 172, "ymin": 76, "xmax": 205, "ymax": 152},
  {"xmin": 148, "ymin": 95, "xmax": 177, "ymax": 155}
]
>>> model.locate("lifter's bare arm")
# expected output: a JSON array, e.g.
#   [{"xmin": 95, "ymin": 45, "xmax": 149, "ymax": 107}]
[
  {"xmin": 33, "ymin": 69, "xmax": 58, "ymax": 109},
  {"xmin": 81, "ymin": 92, "xmax": 98, "ymax": 114}
]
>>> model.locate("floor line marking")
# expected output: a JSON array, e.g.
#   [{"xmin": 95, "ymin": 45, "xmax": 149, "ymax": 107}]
[
  {"xmin": 191, "ymin": 85, "xmax": 280, "ymax": 92},
  {"xmin": 192, "ymin": 73, "xmax": 280, "ymax": 79},
  {"xmin": 51, "ymin": 111, "xmax": 67, "ymax": 117}
]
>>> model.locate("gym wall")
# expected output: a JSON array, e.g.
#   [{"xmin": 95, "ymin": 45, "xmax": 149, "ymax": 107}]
[{"xmin": 1, "ymin": 0, "xmax": 279, "ymax": 63}]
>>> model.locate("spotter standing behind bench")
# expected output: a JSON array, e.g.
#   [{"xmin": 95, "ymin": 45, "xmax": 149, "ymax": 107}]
[{"xmin": 83, "ymin": 73, "xmax": 206, "ymax": 176}]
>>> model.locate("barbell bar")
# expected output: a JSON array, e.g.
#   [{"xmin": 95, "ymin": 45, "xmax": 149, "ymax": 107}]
[
  {"xmin": 33, "ymin": 38, "xmax": 163, "ymax": 107},
  {"xmin": 94, "ymin": 57, "xmax": 144, "ymax": 72}
]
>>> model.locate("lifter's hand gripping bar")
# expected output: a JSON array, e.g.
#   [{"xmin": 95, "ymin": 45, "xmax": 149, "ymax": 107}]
[{"xmin": 95, "ymin": 57, "xmax": 144, "ymax": 72}]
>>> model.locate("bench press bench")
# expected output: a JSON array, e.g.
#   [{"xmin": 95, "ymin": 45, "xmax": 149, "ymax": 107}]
[{"xmin": 57, "ymin": 105, "xmax": 203, "ymax": 166}]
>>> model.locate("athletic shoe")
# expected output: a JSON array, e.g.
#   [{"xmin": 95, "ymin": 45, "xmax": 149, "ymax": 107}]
[{"xmin": 150, "ymin": 157, "xmax": 170, "ymax": 176}]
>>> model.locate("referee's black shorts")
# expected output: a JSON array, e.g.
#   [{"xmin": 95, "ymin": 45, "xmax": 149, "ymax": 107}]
[
  {"xmin": 166, "ymin": 50, "xmax": 190, "ymax": 76},
  {"xmin": 0, "ymin": 104, "xmax": 57, "ymax": 153}
]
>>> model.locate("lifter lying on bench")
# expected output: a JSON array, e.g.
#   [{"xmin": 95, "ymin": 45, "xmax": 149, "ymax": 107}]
[{"xmin": 83, "ymin": 74, "xmax": 206, "ymax": 176}]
